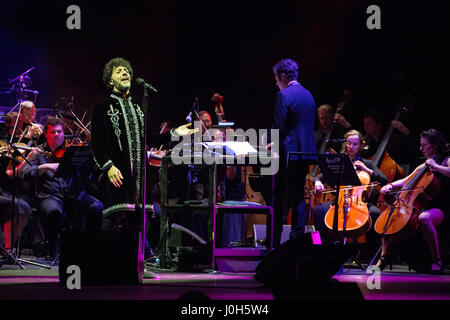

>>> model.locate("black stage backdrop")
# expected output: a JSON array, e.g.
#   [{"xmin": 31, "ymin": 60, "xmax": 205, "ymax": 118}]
[{"xmin": 1, "ymin": 0, "xmax": 449, "ymax": 139}]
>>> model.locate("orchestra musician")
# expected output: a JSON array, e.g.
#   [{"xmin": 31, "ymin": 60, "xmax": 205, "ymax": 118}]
[
  {"xmin": 314, "ymin": 104, "xmax": 346, "ymax": 152},
  {"xmin": 313, "ymin": 130, "xmax": 389, "ymax": 250},
  {"xmin": 90, "ymin": 57, "xmax": 197, "ymax": 232},
  {"xmin": 1, "ymin": 113, "xmax": 48, "ymax": 258},
  {"xmin": 378, "ymin": 129, "xmax": 449, "ymax": 273},
  {"xmin": 0, "ymin": 151, "xmax": 31, "ymax": 254},
  {"xmin": 17, "ymin": 100, "xmax": 44, "ymax": 146},
  {"xmin": 362, "ymin": 108, "xmax": 417, "ymax": 176},
  {"xmin": 18, "ymin": 117, "xmax": 103, "ymax": 258},
  {"xmin": 2, "ymin": 112, "xmax": 23, "ymax": 141}
]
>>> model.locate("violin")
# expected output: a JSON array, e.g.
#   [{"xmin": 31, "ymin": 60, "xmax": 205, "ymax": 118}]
[
  {"xmin": 54, "ymin": 139, "xmax": 87, "ymax": 159},
  {"xmin": 0, "ymin": 141, "xmax": 51, "ymax": 161},
  {"xmin": 147, "ymin": 122, "xmax": 170, "ymax": 168},
  {"xmin": 374, "ymin": 162, "xmax": 440, "ymax": 236},
  {"xmin": 323, "ymin": 165, "xmax": 379, "ymax": 240}
]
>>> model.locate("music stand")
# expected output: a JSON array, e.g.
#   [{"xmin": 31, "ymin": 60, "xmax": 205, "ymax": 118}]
[{"xmin": 55, "ymin": 145, "xmax": 94, "ymax": 244}]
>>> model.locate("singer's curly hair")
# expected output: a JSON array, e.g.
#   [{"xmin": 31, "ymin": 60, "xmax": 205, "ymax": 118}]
[{"xmin": 102, "ymin": 57, "xmax": 134, "ymax": 90}]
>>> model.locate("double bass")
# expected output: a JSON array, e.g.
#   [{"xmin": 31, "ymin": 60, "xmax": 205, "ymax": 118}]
[
  {"xmin": 368, "ymin": 105, "xmax": 410, "ymax": 182},
  {"xmin": 374, "ymin": 162, "xmax": 440, "ymax": 237}
]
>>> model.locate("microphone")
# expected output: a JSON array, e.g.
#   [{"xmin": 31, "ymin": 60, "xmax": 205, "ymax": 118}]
[
  {"xmin": 186, "ymin": 111, "xmax": 193, "ymax": 122},
  {"xmin": 326, "ymin": 138, "xmax": 348, "ymax": 143},
  {"xmin": 136, "ymin": 78, "xmax": 158, "ymax": 93}
]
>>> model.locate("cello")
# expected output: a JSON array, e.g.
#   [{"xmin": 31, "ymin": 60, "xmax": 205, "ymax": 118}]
[
  {"xmin": 323, "ymin": 168, "xmax": 379, "ymax": 240},
  {"xmin": 374, "ymin": 162, "xmax": 440, "ymax": 237},
  {"xmin": 303, "ymin": 90, "xmax": 352, "ymax": 226}
]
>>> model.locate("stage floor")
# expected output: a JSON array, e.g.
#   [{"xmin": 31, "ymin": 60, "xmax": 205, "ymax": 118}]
[{"xmin": 1, "ymin": 255, "xmax": 449, "ymax": 301}]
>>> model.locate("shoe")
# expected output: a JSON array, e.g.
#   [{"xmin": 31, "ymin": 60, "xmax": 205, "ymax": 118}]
[
  {"xmin": 375, "ymin": 255, "xmax": 393, "ymax": 271},
  {"xmin": 431, "ymin": 259, "xmax": 444, "ymax": 274}
]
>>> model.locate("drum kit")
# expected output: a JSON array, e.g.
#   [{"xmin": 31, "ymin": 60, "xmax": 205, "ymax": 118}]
[{"xmin": 1, "ymin": 67, "xmax": 39, "ymax": 109}]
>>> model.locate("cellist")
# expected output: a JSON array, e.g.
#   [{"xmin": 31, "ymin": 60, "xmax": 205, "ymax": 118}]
[
  {"xmin": 378, "ymin": 129, "xmax": 449, "ymax": 273},
  {"xmin": 313, "ymin": 130, "xmax": 389, "ymax": 248}
]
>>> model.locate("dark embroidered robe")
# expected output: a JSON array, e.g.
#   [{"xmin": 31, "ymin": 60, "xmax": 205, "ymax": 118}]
[{"xmin": 90, "ymin": 92, "xmax": 171, "ymax": 216}]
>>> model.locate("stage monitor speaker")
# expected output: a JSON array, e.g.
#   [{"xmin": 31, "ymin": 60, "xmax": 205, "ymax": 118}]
[
  {"xmin": 254, "ymin": 234, "xmax": 363, "ymax": 300},
  {"xmin": 59, "ymin": 231, "xmax": 144, "ymax": 286}
]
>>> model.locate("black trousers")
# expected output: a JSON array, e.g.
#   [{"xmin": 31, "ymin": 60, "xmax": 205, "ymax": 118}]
[{"xmin": 272, "ymin": 159, "xmax": 308, "ymax": 247}]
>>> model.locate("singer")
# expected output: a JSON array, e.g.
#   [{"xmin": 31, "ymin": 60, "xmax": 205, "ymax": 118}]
[{"xmin": 90, "ymin": 57, "xmax": 196, "ymax": 231}]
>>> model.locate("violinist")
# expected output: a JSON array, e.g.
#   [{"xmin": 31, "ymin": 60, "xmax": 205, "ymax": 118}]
[
  {"xmin": 378, "ymin": 129, "xmax": 449, "ymax": 273},
  {"xmin": 18, "ymin": 100, "xmax": 44, "ymax": 146},
  {"xmin": 313, "ymin": 130, "xmax": 389, "ymax": 249},
  {"xmin": 59, "ymin": 110, "xmax": 91, "ymax": 144},
  {"xmin": 2, "ymin": 112, "xmax": 23, "ymax": 141},
  {"xmin": 18, "ymin": 117, "xmax": 103, "ymax": 258},
  {"xmin": 0, "ymin": 147, "xmax": 31, "ymax": 254}
]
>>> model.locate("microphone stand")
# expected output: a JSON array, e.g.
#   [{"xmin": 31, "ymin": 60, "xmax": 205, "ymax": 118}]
[{"xmin": 137, "ymin": 86, "xmax": 150, "ymax": 282}]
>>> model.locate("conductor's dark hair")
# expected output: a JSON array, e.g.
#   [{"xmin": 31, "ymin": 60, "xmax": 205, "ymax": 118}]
[
  {"xmin": 102, "ymin": 57, "xmax": 134, "ymax": 90},
  {"xmin": 420, "ymin": 129, "xmax": 447, "ymax": 157},
  {"xmin": 272, "ymin": 58, "xmax": 299, "ymax": 82}
]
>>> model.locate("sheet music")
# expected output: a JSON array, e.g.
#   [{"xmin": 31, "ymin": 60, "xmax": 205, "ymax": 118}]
[{"xmin": 203, "ymin": 141, "xmax": 258, "ymax": 156}]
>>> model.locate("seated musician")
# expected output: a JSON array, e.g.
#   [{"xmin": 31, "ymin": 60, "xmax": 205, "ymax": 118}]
[
  {"xmin": 2, "ymin": 112, "xmax": 23, "ymax": 142},
  {"xmin": 18, "ymin": 100, "xmax": 44, "ymax": 146},
  {"xmin": 1, "ymin": 113, "xmax": 48, "ymax": 257},
  {"xmin": 378, "ymin": 129, "xmax": 449, "ymax": 273},
  {"xmin": 362, "ymin": 108, "xmax": 417, "ymax": 176},
  {"xmin": 0, "ymin": 154, "xmax": 31, "ymax": 255},
  {"xmin": 18, "ymin": 117, "xmax": 103, "ymax": 258},
  {"xmin": 314, "ymin": 104, "xmax": 347, "ymax": 151},
  {"xmin": 313, "ymin": 130, "xmax": 389, "ymax": 251}
]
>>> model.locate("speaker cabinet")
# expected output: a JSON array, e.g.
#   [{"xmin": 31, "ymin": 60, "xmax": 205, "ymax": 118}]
[
  {"xmin": 59, "ymin": 231, "xmax": 144, "ymax": 285},
  {"xmin": 254, "ymin": 234, "xmax": 363, "ymax": 300}
]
